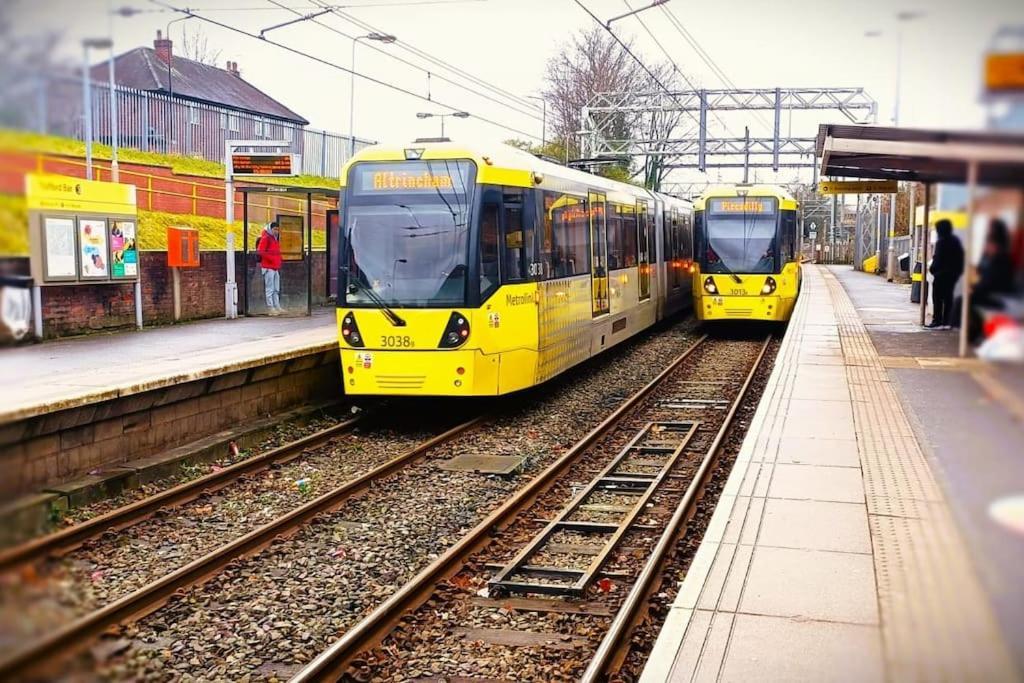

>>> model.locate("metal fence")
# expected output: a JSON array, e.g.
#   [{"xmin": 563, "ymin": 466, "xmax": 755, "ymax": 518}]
[{"xmin": 5, "ymin": 74, "xmax": 373, "ymax": 179}]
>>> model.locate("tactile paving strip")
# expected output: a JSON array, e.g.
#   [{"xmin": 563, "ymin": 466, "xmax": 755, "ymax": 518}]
[{"xmin": 822, "ymin": 267, "xmax": 1017, "ymax": 680}]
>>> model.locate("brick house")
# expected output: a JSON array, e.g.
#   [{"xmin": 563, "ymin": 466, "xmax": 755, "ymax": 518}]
[{"xmin": 89, "ymin": 31, "xmax": 310, "ymax": 158}]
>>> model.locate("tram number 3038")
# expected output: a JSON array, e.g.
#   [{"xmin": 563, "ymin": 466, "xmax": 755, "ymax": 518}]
[{"xmin": 380, "ymin": 335, "xmax": 415, "ymax": 348}]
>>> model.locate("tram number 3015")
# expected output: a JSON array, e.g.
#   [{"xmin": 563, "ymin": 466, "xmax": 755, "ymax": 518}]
[{"xmin": 380, "ymin": 335, "xmax": 415, "ymax": 348}]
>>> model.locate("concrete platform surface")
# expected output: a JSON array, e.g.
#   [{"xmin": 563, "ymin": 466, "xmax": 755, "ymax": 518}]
[
  {"xmin": 0, "ymin": 311, "xmax": 337, "ymax": 423},
  {"xmin": 640, "ymin": 265, "xmax": 1020, "ymax": 683}
]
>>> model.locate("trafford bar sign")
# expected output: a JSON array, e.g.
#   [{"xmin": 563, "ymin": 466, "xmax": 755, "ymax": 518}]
[{"xmin": 229, "ymin": 153, "xmax": 298, "ymax": 176}]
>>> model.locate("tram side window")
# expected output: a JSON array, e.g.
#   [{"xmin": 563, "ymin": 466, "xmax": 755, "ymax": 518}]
[
  {"xmin": 781, "ymin": 211, "xmax": 797, "ymax": 262},
  {"xmin": 542, "ymin": 192, "xmax": 590, "ymax": 279},
  {"xmin": 480, "ymin": 195, "xmax": 500, "ymax": 298},
  {"xmin": 680, "ymin": 212, "xmax": 693, "ymax": 261},
  {"xmin": 502, "ymin": 188, "xmax": 528, "ymax": 282},
  {"xmin": 620, "ymin": 204, "xmax": 638, "ymax": 268},
  {"xmin": 607, "ymin": 205, "xmax": 623, "ymax": 270}
]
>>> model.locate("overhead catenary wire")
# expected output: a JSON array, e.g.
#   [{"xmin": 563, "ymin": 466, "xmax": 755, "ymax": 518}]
[
  {"xmin": 573, "ymin": 0, "xmax": 708, "ymax": 150},
  {"xmin": 147, "ymin": 0, "xmax": 543, "ymax": 141},
  {"xmin": 315, "ymin": 0, "xmax": 542, "ymax": 114},
  {"xmin": 264, "ymin": 0, "xmax": 544, "ymax": 121},
  {"xmin": 621, "ymin": 0, "xmax": 735, "ymax": 138}
]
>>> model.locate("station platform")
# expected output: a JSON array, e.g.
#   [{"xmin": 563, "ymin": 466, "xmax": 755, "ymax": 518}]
[
  {"xmin": 642, "ymin": 264, "xmax": 1024, "ymax": 682},
  {"xmin": 0, "ymin": 311, "xmax": 337, "ymax": 424}
]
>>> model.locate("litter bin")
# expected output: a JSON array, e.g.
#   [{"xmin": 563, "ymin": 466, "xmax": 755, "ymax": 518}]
[
  {"xmin": 0, "ymin": 275, "xmax": 34, "ymax": 344},
  {"xmin": 910, "ymin": 262, "xmax": 923, "ymax": 304}
]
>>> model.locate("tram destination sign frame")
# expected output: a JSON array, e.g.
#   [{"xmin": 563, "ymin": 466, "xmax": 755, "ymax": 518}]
[{"xmin": 229, "ymin": 152, "xmax": 300, "ymax": 177}]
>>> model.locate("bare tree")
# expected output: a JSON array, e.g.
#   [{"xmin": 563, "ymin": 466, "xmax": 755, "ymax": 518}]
[
  {"xmin": 180, "ymin": 26, "xmax": 222, "ymax": 66},
  {"xmin": 0, "ymin": 4, "xmax": 65, "ymax": 131},
  {"xmin": 541, "ymin": 26, "xmax": 683, "ymax": 188}
]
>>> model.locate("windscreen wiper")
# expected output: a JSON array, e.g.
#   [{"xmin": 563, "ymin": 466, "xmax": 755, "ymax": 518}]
[
  {"xmin": 344, "ymin": 271, "xmax": 407, "ymax": 327},
  {"xmin": 707, "ymin": 243, "xmax": 743, "ymax": 284}
]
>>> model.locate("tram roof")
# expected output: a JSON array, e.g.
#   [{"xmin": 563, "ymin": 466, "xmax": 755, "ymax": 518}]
[
  {"xmin": 816, "ymin": 124, "xmax": 1024, "ymax": 187},
  {"xmin": 341, "ymin": 139, "xmax": 691, "ymax": 206}
]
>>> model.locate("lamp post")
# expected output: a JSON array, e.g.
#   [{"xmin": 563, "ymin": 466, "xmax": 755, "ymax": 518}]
[
  {"xmin": 82, "ymin": 37, "xmax": 113, "ymax": 181},
  {"xmin": 865, "ymin": 11, "xmax": 924, "ymax": 278},
  {"xmin": 526, "ymin": 95, "xmax": 547, "ymax": 149},
  {"xmin": 350, "ymin": 32, "xmax": 397, "ymax": 157},
  {"xmin": 416, "ymin": 111, "xmax": 470, "ymax": 137}
]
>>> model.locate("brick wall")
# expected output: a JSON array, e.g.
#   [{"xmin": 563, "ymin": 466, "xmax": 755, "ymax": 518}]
[
  {"xmin": 2, "ymin": 251, "xmax": 332, "ymax": 339},
  {"xmin": 0, "ymin": 348, "xmax": 341, "ymax": 497}
]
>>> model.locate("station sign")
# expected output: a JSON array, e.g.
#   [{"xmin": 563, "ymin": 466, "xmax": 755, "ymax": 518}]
[
  {"xmin": 229, "ymin": 152, "xmax": 299, "ymax": 177},
  {"xmin": 819, "ymin": 180, "xmax": 898, "ymax": 195},
  {"xmin": 27, "ymin": 174, "xmax": 139, "ymax": 285}
]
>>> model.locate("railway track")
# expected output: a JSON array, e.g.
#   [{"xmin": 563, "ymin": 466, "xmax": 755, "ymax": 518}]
[
  {"xmin": 293, "ymin": 334, "xmax": 773, "ymax": 682},
  {"xmin": 0, "ymin": 412, "xmax": 481, "ymax": 680}
]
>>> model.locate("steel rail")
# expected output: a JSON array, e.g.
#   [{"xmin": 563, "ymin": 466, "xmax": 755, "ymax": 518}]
[
  {"xmin": 0, "ymin": 417, "xmax": 483, "ymax": 681},
  {"xmin": 581, "ymin": 335, "xmax": 773, "ymax": 681},
  {"xmin": 290, "ymin": 334, "xmax": 712, "ymax": 682},
  {"xmin": 0, "ymin": 413, "xmax": 364, "ymax": 573}
]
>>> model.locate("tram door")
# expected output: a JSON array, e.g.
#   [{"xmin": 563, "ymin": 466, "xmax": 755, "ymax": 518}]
[
  {"xmin": 588, "ymin": 191, "xmax": 609, "ymax": 317},
  {"xmin": 637, "ymin": 200, "xmax": 651, "ymax": 301}
]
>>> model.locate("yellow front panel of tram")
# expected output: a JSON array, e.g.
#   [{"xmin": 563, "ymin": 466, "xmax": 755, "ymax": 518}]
[{"xmin": 337, "ymin": 283, "xmax": 543, "ymax": 396}]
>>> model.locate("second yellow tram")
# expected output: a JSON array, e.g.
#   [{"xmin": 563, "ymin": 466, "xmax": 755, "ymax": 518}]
[{"xmin": 692, "ymin": 185, "xmax": 801, "ymax": 322}]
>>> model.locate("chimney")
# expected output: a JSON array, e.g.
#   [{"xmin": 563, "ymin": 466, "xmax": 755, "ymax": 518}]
[
  {"xmin": 226, "ymin": 60, "xmax": 241, "ymax": 77},
  {"xmin": 154, "ymin": 29, "xmax": 172, "ymax": 64}
]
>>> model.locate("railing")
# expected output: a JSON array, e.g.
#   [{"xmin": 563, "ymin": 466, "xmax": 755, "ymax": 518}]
[{"xmin": 5, "ymin": 74, "xmax": 372, "ymax": 178}]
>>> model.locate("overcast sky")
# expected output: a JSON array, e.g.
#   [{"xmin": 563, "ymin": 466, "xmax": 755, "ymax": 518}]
[{"xmin": 7, "ymin": 0, "xmax": 1024, "ymax": 185}]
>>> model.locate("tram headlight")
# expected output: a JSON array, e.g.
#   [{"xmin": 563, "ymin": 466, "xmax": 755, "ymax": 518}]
[
  {"xmin": 438, "ymin": 311, "xmax": 470, "ymax": 348},
  {"xmin": 703, "ymin": 276, "xmax": 717, "ymax": 294},
  {"xmin": 761, "ymin": 276, "xmax": 777, "ymax": 295},
  {"xmin": 341, "ymin": 312, "xmax": 365, "ymax": 348}
]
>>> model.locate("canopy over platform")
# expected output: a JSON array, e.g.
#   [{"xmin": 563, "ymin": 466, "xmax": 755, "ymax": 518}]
[
  {"xmin": 816, "ymin": 124, "xmax": 1024, "ymax": 357},
  {"xmin": 816, "ymin": 124, "xmax": 1024, "ymax": 187}
]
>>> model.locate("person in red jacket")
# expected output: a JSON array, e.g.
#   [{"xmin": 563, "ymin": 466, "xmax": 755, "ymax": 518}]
[{"xmin": 257, "ymin": 222, "xmax": 283, "ymax": 315}]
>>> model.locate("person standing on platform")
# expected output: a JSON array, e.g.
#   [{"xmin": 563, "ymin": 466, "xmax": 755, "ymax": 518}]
[
  {"xmin": 927, "ymin": 218, "xmax": 964, "ymax": 329},
  {"xmin": 257, "ymin": 221, "xmax": 284, "ymax": 315}
]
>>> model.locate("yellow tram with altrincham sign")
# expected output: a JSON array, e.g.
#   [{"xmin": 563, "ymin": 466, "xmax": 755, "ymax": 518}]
[
  {"xmin": 335, "ymin": 140, "xmax": 694, "ymax": 397},
  {"xmin": 692, "ymin": 185, "xmax": 802, "ymax": 322}
]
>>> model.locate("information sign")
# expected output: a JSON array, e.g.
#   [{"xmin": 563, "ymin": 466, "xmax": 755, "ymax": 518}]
[
  {"xmin": 985, "ymin": 53, "xmax": 1024, "ymax": 92},
  {"xmin": 110, "ymin": 220, "xmax": 138, "ymax": 278},
  {"xmin": 819, "ymin": 180, "xmax": 898, "ymax": 195},
  {"xmin": 230, "ymin": 153, "xmax": 297, "ymax": 176},
  {"xmin": 43, "ymin": 217, "xmax": 77, "ymax": 280},
  {"xmin": 78, "ymin": 218, "xmax": 109, "ymax": 279},
  {"xmin": 276, "ymin": 214, "xmax": 305, "ymax": 261}
]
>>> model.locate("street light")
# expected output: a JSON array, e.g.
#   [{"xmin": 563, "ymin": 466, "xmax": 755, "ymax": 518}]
[
  {"xmin": 526, "ymin": 95, "xmax": 547, "ymax": 149},
  {"xmin": 416, "ymin": 111, "xmax": 470, "ymax": 137},
  {"xmin": 82, "ymin": 37, "xmax": 113, "ymax": 181},
  {"xmin": 865, "ymin": 10, "xmax": 924, "ymax": 278},
  {"xmin": 864, "ymin": 10, "xmax": 925, "ymax": 127},
  {"xmin": 350, "ymin": 32, "xmax": 397, "ymax": 157}
]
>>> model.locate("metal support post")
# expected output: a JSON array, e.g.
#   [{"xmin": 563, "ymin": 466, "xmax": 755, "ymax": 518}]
[
  {"xmin": 875, "ymin": 196, "xmax": 883, "ymax": 272},
  {"xmin": 772, "ymin": 87, "xmax": 781, "ymax": 172},
  {"xmin": 960, "ymin": 161, "xmax": 978, "ymax": 358},
  {"xmin": 225, "ymin": 141, "xmax": 238, "ymax": 319},
  {"xmin": 919, "ymin": 183, "xmax": 931, "ymax": 326},
  {"xmin": 742, "ymin": 126, "xmax": 750, "ymax": 184},
  {"xmin": 82, "ymin": 44, "xmax": 94, "ymax": 181},
  {"xmin": 134, "ymin": 280, "xmax": 143, "ymax": 329},
  {"xmin": 107, "ymin": 5, "xmax": 119, "ymax": 182},
  {"xmin": 886, "ymin": 186, "xmax": 898, "ymax": 280},
  {"xmin": 32, "ymin": 285, "xmax": 43, "ymax": 340},
  {"xmin": 698, "ymin": 90, "xmax": 707, "ymax": 173}
]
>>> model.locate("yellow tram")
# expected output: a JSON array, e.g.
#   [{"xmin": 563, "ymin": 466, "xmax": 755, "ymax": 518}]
[
  {"xmin": 336, "ymin": 140, "xmax": 694, "ymax": 397},
  {"xmin": 692, "ymin": 185, "xmax": 802, "ymax": 322}
]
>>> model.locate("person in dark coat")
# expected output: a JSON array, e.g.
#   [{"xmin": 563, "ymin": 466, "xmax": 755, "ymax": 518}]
[
  {"xmin": 928, "ymin": 218, "xmax": 964, "ymax": 329},
  {"xmin": 953, "ymin": 218, "xmax": 1016, "ymax": 341}
]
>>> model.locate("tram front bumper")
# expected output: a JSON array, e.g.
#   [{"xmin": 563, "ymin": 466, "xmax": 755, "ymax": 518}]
[
  {"xmin": 697, "ymin": 294, "xmax": 793, "ymax": 321},
  {"xmin": 339, "ymin": 348, "xmax": 499, "ymax": 396}
]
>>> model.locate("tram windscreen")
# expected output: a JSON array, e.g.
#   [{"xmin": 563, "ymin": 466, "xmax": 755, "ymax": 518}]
[
  {"xmin": 342, "ymin": 160, "xmax": 475, "ymax": 307},
  {"xmin": 703, "ymin": 197, "xmax": 778, "ymax": 274}
]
